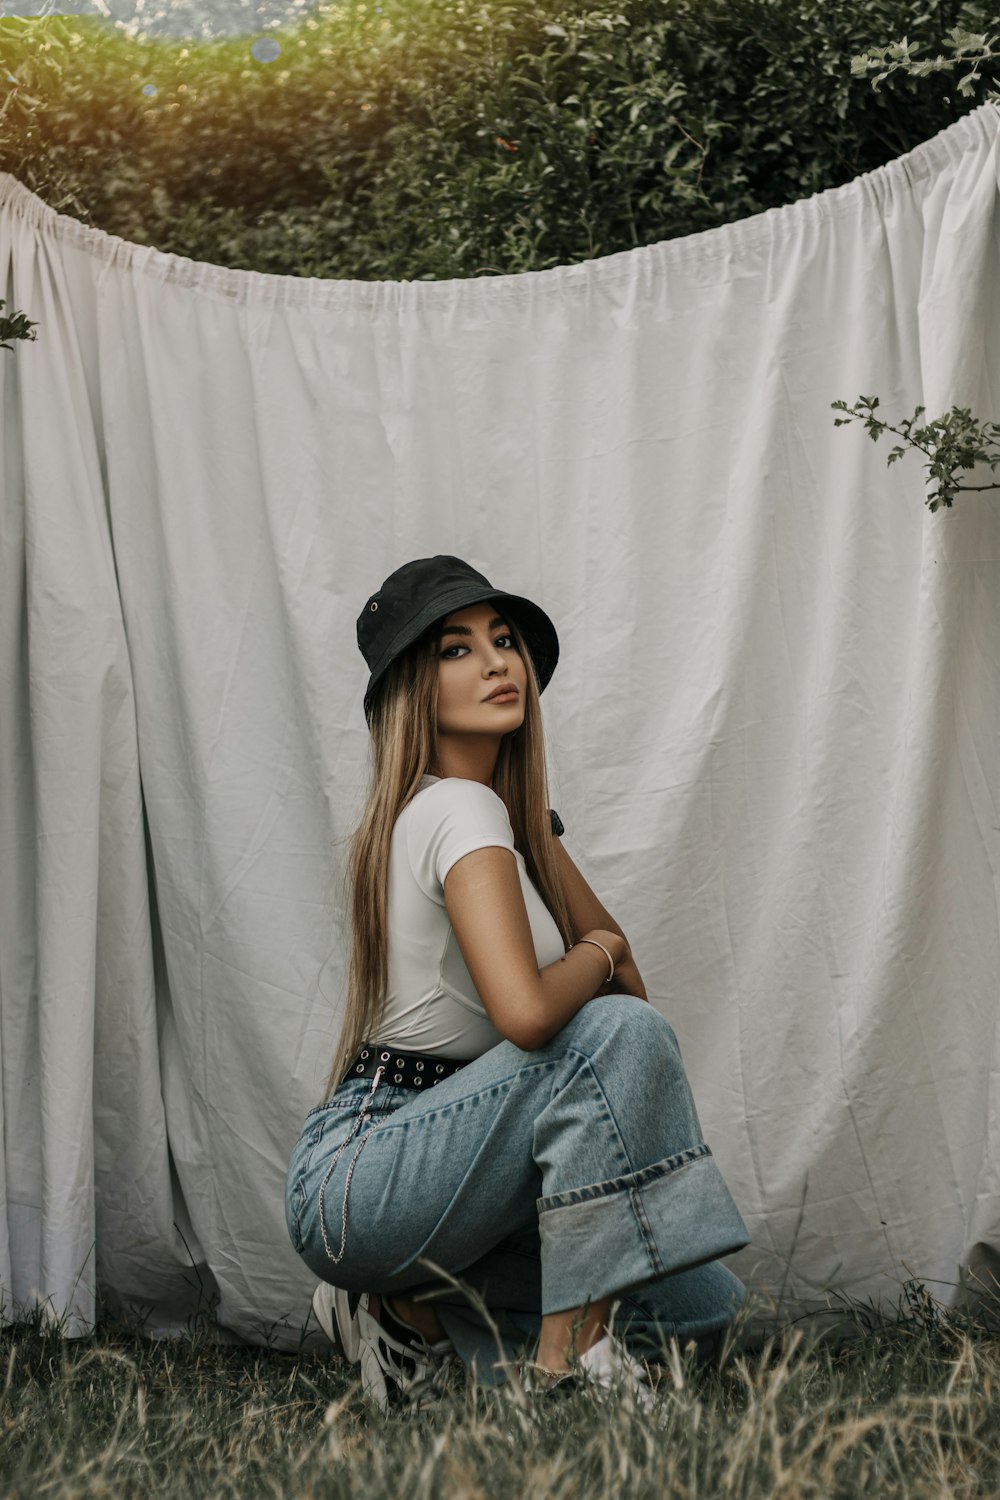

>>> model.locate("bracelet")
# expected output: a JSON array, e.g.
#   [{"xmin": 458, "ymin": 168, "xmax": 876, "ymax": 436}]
[{"xmin": 575, "ymin": 938, "xmax": 615, "ymax": 984}]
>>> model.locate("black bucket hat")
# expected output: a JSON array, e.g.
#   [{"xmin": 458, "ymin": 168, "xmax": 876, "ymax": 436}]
[{"xmin": 357, "ymin": 555, "xmax": 560, "ymax": 723}]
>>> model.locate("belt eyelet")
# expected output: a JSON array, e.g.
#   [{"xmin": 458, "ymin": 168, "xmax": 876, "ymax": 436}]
[
  {"xmin": 356, "ymin": 1064, "xmax": 364, "ymax": 1073},
  {"xmin": 394, "ymin": 1073, "xmax": 403, "ymax": 1084},
  {"xmin": 435, "ymin": 1064, "xmax": 444, "ymax": 1073},
  {"xmin": 415, "ymin": 1061, "xmax": 424, "ymax": 1071},
  {"xmin": 380, "ymin": 1051, "xmax": 391, "ymax": 1062}
]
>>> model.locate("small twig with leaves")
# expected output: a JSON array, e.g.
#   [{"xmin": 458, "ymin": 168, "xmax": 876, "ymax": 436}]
[
  {"xmin": 832, "ymin": 396, "xmax": 1000, "ymax": 511},
  {"xmin": 850, "ymin": 26, "xmax": 999, "ymax": 98},
  {"xmin": 0, "ymin": 298, "xmax": 39, "ymax": 352}
]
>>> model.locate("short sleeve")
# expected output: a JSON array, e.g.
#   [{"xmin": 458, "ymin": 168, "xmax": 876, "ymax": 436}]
[{"xmin": 404, "ymin": 779, "xmax": 516, "ymax": 902}]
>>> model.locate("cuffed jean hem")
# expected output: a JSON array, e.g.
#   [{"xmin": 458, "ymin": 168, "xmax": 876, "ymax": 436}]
[{"xmin": 538, "ymin": 1144, "xmax": 750, "ymax": 1313}]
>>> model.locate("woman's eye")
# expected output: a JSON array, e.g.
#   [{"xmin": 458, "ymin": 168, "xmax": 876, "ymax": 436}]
[{"xmin": 438, "ymin": 635, "xmax": 515, "ymax": 659}]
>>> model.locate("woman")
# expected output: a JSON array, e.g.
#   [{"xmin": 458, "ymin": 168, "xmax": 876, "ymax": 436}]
[{"xmin": 285, "ymin": 555, "xmax": 750, "ymax": 1413}]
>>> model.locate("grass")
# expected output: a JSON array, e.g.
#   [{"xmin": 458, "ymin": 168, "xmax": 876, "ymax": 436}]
[{"xmin": 2, "ymin": 1282, "xmax": 1000, "ymax": 1498}]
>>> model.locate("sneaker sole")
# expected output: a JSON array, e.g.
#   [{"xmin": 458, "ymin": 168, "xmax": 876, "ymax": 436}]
[
  {"xmin": 311, "ymin": 1284, "xmax": 362, "ymax": 1364},
  {"xmin": 359, "ymin": 1336, "xmax": 392, "ymax": 1414}
]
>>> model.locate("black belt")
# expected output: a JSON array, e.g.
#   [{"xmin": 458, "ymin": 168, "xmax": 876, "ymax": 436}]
[{"xmin": 343, "ymin": 1044, "xmax": 472, "ymax": 1090}]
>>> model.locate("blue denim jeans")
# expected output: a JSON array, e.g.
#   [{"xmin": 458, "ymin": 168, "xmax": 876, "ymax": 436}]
[{"xmin": 286, "ymin": 995, "xmax": 750, "ymax": 1386}]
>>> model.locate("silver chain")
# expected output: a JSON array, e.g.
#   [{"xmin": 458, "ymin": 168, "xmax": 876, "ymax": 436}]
[{"xmin": 317, "ymin": 1063, "xmax": 386, "ymax": 1268}]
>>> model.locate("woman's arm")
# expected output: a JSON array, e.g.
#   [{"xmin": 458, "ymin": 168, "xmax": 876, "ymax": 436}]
[
  {"xmin": 551, "ymin": 837, "xmax": 648, "ymax": 1003},
  {"xmin": 443, "ymin": 847, "xmax": 628, "ymax": 1050}
]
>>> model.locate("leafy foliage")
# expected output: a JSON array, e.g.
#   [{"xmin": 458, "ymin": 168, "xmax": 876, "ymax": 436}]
[
  {"xmin": 0, "ymin": 296, "xmax": 38, "ymax": 350},
  {"xmin": 852, "ymin": 23, "xmax": 999, "ymax": 97},
  {"xmin": 0, "ymin": 0, "xmax": 993, "ymax": 280},
  {"xmin": 832, "ymin": 396, "xmax": 1000, "ymax": 510}
]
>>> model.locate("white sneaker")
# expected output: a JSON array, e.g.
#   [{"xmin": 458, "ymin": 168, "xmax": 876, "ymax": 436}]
[
  {"xmin": 520, "ymin": 1333, "xmax": 659, "ymax": 1412},
  {"xmin": 576, "ymin": 1334, "xmax": 659, "ymax": 1411},
  {"xmin": 311, "ymin": 1284, "xmax": 457, "ymax": 1415}
]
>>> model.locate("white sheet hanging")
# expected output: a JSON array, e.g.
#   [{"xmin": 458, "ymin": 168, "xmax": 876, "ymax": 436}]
[{"xmin": 1, "ymin": 104, "xmax": 998, "ymax": 1344}]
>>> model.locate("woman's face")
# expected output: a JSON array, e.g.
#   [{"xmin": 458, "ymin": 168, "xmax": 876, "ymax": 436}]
[{"xmin": 433, "ymin": 601, "xmax": 527, "ymax": 741}]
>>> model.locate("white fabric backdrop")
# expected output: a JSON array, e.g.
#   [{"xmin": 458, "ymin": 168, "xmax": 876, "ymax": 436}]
[{"xmin": 1, "ymin": 105, "xmax": 998, "ymax": 1346}]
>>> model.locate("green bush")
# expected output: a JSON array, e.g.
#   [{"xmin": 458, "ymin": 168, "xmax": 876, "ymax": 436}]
[{"xmin": 0, "ymin": 0, "xmax": 993, "ymax": 280}]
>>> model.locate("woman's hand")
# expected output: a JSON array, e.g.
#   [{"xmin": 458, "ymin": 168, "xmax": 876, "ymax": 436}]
[
  {"xmin": 581, "ymin": 928, "xmax": 629, "ymax": 971},
  {"xmin": 579, "ymin": 930, "xmax": 648, "ymax": 1002},
  {"xmin": 591, "ymin": 954, "xmax": 649, "ymax": 1002},
  {"xmin": 550, "ymin": 839, "xmax": 649, "ymax": 1003}
]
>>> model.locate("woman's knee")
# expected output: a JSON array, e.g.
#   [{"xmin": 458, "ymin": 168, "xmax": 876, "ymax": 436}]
[
  {"xmin": 557, "ymin": 993, "xmax": 680, "ymax": 1058},
  {"xmin": 543, "ymin": 995, "xmax": 691, "ymax": 1100}
]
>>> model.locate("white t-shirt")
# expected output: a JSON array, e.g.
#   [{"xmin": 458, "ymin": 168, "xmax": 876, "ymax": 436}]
[{"xmin": 370, "ymin": 774, "xmax": 567, "ymax": 1058}]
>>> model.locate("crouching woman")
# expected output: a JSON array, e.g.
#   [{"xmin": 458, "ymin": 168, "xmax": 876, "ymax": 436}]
[{"xmin": 286, "ymin": 555, "xmax": 750, "ymax": 1411}]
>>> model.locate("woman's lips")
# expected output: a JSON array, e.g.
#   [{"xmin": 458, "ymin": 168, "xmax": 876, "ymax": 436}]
[{"xmin": 485, "ymin": 689, "xmax": 519, "ymax": 703}]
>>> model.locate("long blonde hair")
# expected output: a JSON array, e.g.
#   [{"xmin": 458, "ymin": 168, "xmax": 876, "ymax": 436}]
[{"xmin": 324, "ymin": 616, "xmax": 575, "ymax": 1095}]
